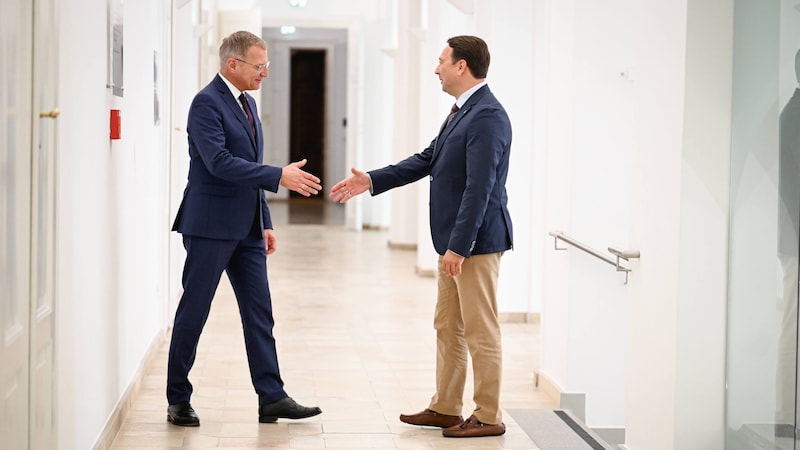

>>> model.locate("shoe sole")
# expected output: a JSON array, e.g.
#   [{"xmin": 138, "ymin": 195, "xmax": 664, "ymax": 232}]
[
  {"xmin": 401, "ymin": 421, "xmax": 459, "ymax": 428},
  {"xmin": 259, "ymin": 410, "xmax": 322, "ymax": 423},
  {"xmin": 167, "ymin": 415, "xmax": 200, "ymax": 427},
  {"xmin": 442, "ymin": 430, "xmax": 506, "ymax": 437},
  {"xmin": 399, "ymin": 417, "xmax": 463, "ymax": 428}
]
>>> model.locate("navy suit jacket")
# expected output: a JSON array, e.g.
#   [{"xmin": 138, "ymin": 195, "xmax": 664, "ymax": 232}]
[
  {"xmin": 172, "ymin": 74, "xmax": 281, "ymax": 240},
  {"xmin": 369, "ymin": 85, "xmax": 513, "ymax": 257}
]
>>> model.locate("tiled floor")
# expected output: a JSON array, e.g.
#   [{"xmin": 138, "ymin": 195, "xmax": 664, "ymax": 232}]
[{"xmin": 109, "ymin": 200, "xmax": 556, "ymax": 449}]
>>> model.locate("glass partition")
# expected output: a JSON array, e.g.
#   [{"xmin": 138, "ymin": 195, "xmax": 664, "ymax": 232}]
[{"xmin": 726, "ymin": 1, "xmax": 800, "ymax": 448}]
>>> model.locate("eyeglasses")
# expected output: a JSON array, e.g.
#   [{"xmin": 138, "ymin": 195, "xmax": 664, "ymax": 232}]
[{"xmin": 235, "ymin": 58, "xmax": 270, "ymax": 72}]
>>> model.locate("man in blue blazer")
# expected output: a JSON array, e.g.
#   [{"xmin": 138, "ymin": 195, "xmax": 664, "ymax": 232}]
[
  {"xmin": 331, "ymin": 35, "xmax": 513, "ymax": 438},
  {"xmin": 167, "ymin": 30, "xmax": 323, "ymax": 426}
]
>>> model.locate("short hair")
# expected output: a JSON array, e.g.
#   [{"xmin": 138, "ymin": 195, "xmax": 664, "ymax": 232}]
[
  {"xmin": 219, "ymin": 31, "xmax": 267, "ymax": 69},
  {"xmin": 447, "ymin": 35, "xmax": 490, "ymax": 79}
]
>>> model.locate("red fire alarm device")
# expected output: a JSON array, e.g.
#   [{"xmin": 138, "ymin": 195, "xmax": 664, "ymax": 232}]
[{"xmin": 110, "ymin": 109, "xmax": 121, "ymax": 140}]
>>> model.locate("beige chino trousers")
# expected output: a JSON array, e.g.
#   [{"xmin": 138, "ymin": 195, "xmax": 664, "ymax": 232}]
[{"xmin": 428, "ymin": 251, "xmax": 504, "ymax": 425}]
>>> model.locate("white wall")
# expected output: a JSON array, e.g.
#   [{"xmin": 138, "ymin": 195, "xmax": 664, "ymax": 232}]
[
  {"xmin": 57, "ymin": 0, "xmax": 172, "ymax": 448},
  {"xmin": 536, "ymin": 0, "xmax": 733, "ymax": 447},
  {"xmin": 670, "ymin": 1, "xmax": 732, "ymax": 447},
  {"xmin": 538, "ymin": 0, "xmax": 635, "ymax": 428},
  {"xmin": 625, "ymin": 0, "xmax": 731, "ymax": 448}
]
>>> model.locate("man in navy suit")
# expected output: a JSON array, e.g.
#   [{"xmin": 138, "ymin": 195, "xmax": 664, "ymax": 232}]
[
  {"xmin": 330, "ymin": 35, "xmax": 513, "ymax": 438},
  {"xmin": 167, "ymin": 30, "xmax": 323, "ymax": 426}
]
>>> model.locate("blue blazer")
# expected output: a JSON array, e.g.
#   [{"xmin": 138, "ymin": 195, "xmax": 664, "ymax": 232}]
[
  {"xmin": 172, "ymin": 74, "xmax": 281, "ymax": 240},
  {"xmin": 369, "ymin": 85, "xmax": 513, "ymax": 257}
]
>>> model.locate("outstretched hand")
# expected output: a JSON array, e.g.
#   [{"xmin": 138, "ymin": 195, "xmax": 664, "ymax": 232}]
[
  {"xmin": 330, "ymin": 168, "xmax": 371, "ymax": 203},
  {"xmin": 281, "ymin": 159, "xmax": 322, "ymax": 196}
]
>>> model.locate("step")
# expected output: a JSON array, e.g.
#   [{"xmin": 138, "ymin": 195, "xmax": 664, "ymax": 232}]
[{"xmin": 508, "ymin": 409, "xmax": 620, "ymax": 450}]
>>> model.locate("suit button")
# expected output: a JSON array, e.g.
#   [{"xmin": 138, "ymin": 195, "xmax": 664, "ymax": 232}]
[{"xmin": 429, "ymin": 175, "xmax": 434, "ymax": 182}]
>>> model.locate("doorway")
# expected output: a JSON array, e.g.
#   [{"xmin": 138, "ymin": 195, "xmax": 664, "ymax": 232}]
[
  {"xmin": 289, "ymin": 49, "xmax": 326, "ymax": 197},
  {"xmin": 287, "ymin": 48, "xmax": 331, "ymax": 223},
  {"xmin": 261, "ymin": 27, "xmax": 347, "ymax": 226}
]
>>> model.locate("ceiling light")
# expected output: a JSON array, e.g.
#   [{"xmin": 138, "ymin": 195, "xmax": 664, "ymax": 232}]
[
  {"xmin": 289, "ymin": 0, "xmax": 308, "ymax": 7},
  {"xmin": 280, "ymin": 25, "xmax": 297, "ymax": 35}
]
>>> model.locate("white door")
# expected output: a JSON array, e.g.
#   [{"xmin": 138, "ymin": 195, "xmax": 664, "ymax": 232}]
[
  {"xmin": 29, "ymin": 0, "xmax": 59, "ymax": 447},
  {"xmin": 0, "ymin": 0, "xmax": 34, "ymax": 448},
  {"xmin": 0, "ymin": 0, "xmax": 57, "ymax": 448}
]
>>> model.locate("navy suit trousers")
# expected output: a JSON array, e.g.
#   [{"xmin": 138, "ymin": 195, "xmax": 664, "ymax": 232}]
[{"xmin": 166, "ymin": 234, "xmax": 287, "ymax": 406}]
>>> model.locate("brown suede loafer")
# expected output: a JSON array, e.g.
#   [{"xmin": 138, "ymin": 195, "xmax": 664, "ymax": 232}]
[
  {"xmin": 442, "ymin": 415, "xmax": 506, "ymax": 437},
  {"xmin": 399, "ymin": 408, "xmax": 463, "ymax": 428}
]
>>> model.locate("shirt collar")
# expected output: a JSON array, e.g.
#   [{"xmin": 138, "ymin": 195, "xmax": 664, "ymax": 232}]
[
  {"xmin": 455, "ymin": 80, "xmax": 487, "ymax": 109},
  {"xmin": 220, "ymin": 73, "xmax": 245, "ymax": 100}
]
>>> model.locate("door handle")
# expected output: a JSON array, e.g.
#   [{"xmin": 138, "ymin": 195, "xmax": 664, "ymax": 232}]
[{"xmin": 39, "ymin": 108, "xmax": 60, "ymax": 118}]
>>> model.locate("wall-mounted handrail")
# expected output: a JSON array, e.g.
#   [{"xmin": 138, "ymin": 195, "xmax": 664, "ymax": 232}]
[{"xmin": 549, "ymin": 231, "xmax": 640, "ymax": 283}]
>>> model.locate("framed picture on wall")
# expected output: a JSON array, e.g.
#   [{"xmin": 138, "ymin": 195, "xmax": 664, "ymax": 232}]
[{"xmin": 108, "ymin": 0, "xmax": 123, "ymax": 97}]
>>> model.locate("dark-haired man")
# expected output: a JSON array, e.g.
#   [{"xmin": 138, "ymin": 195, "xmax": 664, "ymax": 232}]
[{"xmin": 330, "ymin": 35, "xmax": 513, "ymax": 438}]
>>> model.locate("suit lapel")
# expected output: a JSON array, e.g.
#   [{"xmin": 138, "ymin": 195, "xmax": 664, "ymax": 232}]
[
  {"xmin": 214, "ymin": 76, "xmax": 258, "ymax": 158},
  {"xmin": 431, "ymin": 85, "xmax": 491, "ymax": 164},
  {"xmin": 431, "ymin": 103, "xmax": 476, "ymax": 164}
]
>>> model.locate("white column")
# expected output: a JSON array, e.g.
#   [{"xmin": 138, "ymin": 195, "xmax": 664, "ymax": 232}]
[
  {"xmin": 387, "ymin": 0, "xmax": 423, "ymax": 249},
  {"xmin": 626, "ymin": 0, "xmax": 731, "ymax": 448}
]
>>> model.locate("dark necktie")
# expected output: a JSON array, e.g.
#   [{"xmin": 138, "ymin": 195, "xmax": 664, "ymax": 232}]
[
  {"xmin": 239, "ymin": 93, "xmax": 255, "ymax": 136},
  {"xmin": 447, "ymin": 103, "xmax": 459, "ymax": 125}
]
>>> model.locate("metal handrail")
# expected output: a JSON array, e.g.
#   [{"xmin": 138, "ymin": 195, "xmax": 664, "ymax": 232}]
[{"xmin": 548, "ymin": 231, "xmax": 640, "ymax": 283}]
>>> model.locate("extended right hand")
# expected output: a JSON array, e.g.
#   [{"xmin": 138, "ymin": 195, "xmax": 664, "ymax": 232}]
[{"xmin": 330, "ymin": 168, "xmax": 370, "ymax": 203}]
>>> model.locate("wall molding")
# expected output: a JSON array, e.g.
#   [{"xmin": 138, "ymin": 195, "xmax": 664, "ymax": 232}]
[{"xmin": 92, "ymin": 330, "xmax": 167, "ymax": 450}]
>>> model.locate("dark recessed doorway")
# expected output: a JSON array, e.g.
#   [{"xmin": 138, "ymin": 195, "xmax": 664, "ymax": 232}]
[{"xmin": 289, "ymin": 49, "xmax": 326, "ymax": 199}]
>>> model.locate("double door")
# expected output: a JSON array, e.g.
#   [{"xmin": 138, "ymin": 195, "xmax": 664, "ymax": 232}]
[{"xmin": 1, "ymin": 0, "xmax": 58, "ymax": 448}]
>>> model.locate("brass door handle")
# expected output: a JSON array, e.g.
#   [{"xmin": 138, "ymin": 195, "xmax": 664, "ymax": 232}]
[{"xmin": 39, "ymin": 108, "xmax": 60, "ymax": 118}]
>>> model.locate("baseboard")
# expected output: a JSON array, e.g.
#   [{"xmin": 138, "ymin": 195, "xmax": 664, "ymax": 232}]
[
  {"xmin": 92, "ymin": 329, "xmax": 168, "ymax": 450},
  {"xmin": 499, "ymin": 312, "xmax": 540, "ymax": 323},
  {"xmin": 535, "ymin": 370, "xmax": 563, "ymax": 405},
  {"xmin": 387, "ymin": 241, "xmax": 417, "ymax": 251},
  {"xmin": 415, "ymin": 267, "xmax": 436, "ymax": 277},
  {"xmin": 532, "ymin": 374, "xmax": 588, "ymax": 423}
]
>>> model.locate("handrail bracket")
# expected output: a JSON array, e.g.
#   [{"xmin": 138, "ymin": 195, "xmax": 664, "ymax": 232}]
[{"xmin": 549, "ymin": 231, "xmax": 640, "ymax": 284}]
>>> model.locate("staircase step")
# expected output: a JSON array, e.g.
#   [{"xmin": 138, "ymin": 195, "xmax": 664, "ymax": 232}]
[{"xmin": 508, "ymin": 409, "xmax": 618, "ymax": 450}]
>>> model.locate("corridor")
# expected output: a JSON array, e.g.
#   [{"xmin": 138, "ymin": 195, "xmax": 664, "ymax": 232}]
[{"xmin": 107, "ymin": 199, "xmax": 556, "ymax": 449}]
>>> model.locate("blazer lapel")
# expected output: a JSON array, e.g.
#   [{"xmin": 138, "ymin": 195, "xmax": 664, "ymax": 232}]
[
  {"xmin": 432, "ymin": 104, "xmax": 472, "ymax": 164},
  {"xmin": 214, "ymin": 77, "xmax": 258, "ymax": 158},
  {"xmin": 431, "ymin": 86, "xmax": 491, "ymax": 164}
]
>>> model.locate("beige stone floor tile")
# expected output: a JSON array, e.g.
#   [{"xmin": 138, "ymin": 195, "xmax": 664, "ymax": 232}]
[{"xmin": 109, "ymin": 205, "xmax": 553, "ymax": 450}]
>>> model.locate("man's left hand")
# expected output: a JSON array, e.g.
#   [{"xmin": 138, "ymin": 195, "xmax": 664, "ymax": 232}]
[
  {"xmin": 264, "ymin": 229, "xmax": 277, "ymax": 255},
  {"xmin": 441, "ymin": 250, "xmax": 465, "ymax": 277}
]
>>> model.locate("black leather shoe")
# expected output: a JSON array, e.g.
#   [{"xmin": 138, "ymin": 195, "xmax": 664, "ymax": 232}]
[
  {"xmin": 167, "ymin": 401, "xmax": 200, "ymax": 427},
  {"xmin": 258, "ymin": 397, "xmax": 322, "ymax": 423}
]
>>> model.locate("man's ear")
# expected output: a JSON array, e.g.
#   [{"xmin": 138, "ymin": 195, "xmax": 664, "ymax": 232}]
[
  {"xmin": 225, "ymin": 57, "xmax": 237, "ymax": 72},
  {"xmin": 458, "ymin": 60, "xmax": 468, "ymax": 75}
]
